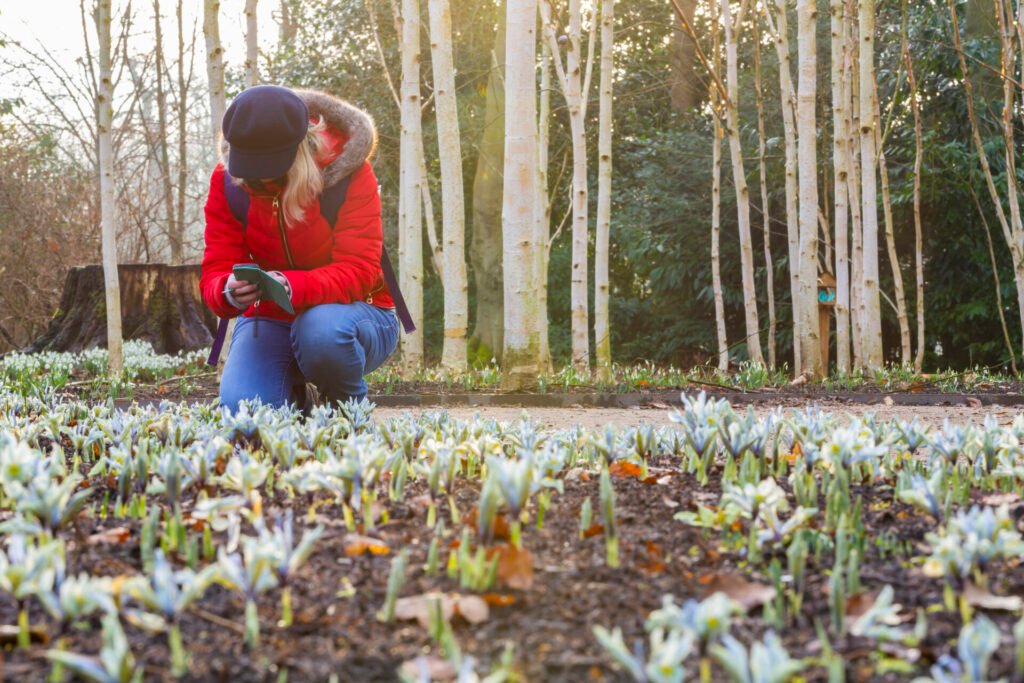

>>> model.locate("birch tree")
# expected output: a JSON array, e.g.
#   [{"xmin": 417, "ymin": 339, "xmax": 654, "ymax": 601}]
[
  {"xmin": 537, "ymin": 32, "xmax": 554, "ymax": 371},
  {"xmin": 858, "ymin": 0, "xmax": 883, "ymax": 369},
  {"xmin": 796, "ymin": 0, "xmax": 822, "ymax": 376},
  {"xmin": 830, "ymin": 0, "xmax": 851, "ymax": 372},
  {"xmin": 719, "ymin": 0, "xmax": 763, "ymax": 366},
  {"xmin": 428, "ymin": 0, "xmax": 469, "ymax": 371},
  {"xmin": 905, "ymin": 45, "xmax": 925, "ymax": 372},
  {"xmin": 765, "ymin": 0, "xmax": 802, "ymax": 374},
  {"xmin": 541, "ymin": 0, "xmax": 593, "ymax": 372},
  {"xmin": 594, "ymin": 0, "xmax": 614, "ymax": 382},
  {"xmin": 203, "ymin": 0, "xmax": 226, "ymax": 146},
  {"xmin": 844, "ymin": 0, "xmax": 864, "ymax": 368},
  {"xmin": 244, "ymin": 0, "xmax": 259, "ymax": 87},
  {"xmin": 502, "ymin": 0, "xmax": 542, "ymax": 388},
  {"xmin": 711, "ymin": 0, "xmax": 728, "ymax": 372},
  {"xmin": 399, "ymin": 0, "xmax": 424, "ymax": 371},
  {"xmin": 97, "ymin": 0, "xmax": 123, "ymax": 375},
  {"xmin": 753, "ymin": 17, "xmax": 776, "ymax": 369}
]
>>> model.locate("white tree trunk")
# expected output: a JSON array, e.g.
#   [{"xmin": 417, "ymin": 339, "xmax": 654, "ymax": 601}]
[
  {"xmin": 796, "ymin": 0, "xmax": 821, "ymax": 377},
  {"xmin": 244, "ymin": 0, "xmax": 259, "ymax": 87},
  {"xmin": 906, "ymin": 47, "xmax": 925, "ymax": 372},
  {"xmin": 753, "ymin": 18, "xmax": 776, "ymax": 369},
  {"xmin": 767, "ymin": 0, "xmax": 801, "ymax": 375},
  {"xmin": 594, "ymin": 0, "xmax": 614, "ymax": 382},
  {"xmin": 831, "ymin": 0, "xmax": 851, "ymax": 373},
  {"xmin": 858, "ymin": 0, "xmax": 883, "ymax": 369},
  {"xmin": 711, "ymin": 0, "xmax": 728, "ymax": 372},
  {"xmin": 428, "ymin": 0, "xmax": 469, "ymax": 371},
  {"xmin": 502, "ymin": 0, "xmax": 542, "ymax": 388},
  {"xmin": 399, "ymin": 0, "xmax": 424, "ymax": 371},
  {"xmin": 541, "ymin": 0, "xmax": 589, "ymax": 372},
  {"xmin": 537, "ymin": 32, "xmax": 553, "ymax": 371},
  {"xmin": 845, "ymin": 0, "xmax": 864, "ymax": 368},
  {"xmin": 203, "ymin": 0, "xmax": 227, "ymax": 148},
  {"xmin": 97, "ymin": 0, "xmax": 123, "ymax": 376},
  {"xmin": 720, "ymin": 0, "xmax": 763, "ymax": 366}
]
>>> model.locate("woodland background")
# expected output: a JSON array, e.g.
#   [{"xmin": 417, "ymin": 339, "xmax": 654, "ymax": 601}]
[{"xmin": 0, "ymin": 0, "xmax": 1017, "ymax": 374}]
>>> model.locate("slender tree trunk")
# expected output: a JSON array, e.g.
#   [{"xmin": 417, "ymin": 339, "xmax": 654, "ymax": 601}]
[
  {"xmin": 845, "ymin": 0, "xmax": 864, "ymax": 369},
  {"xmin": 905, "ymin": 46, "xmax": 925, "ymax": 372},
  {"xmin": 711, "ymin": 0, "xmax": 728, "ymax": 371},
  {"xmin": 175, "ymin": 0, "xmax": 189, "ymax": 266},
  {"xmin": 831, "ymin": 0, "xmax": 851, "ymax": 373},
  {"xmin": 720, "ymin": 0, "xmax": 763, "ymax": 366},
  {"xmin": 753, "ymin": 18, "xmax": 776, "ymax": 369},
  {"xmin": 428, "ymin": 0, "xmax": 469, "ymax": 371},
  {"xmin": 244, "ymin": 0, "xmax": 259, "ymax": 87},
  {"xmin": 502, "ymin": 0, "xmax": 542, "ymax": 388},
  {"xmin": 594, "ymin": 0, "xmax": 614, "ymax": 382},
  {"xmin": 970, "ymin": 187, "xmax": 1018, "ymax": 373},
  {"xmin": 399, "ymin": 0, "xmax": 424, "ymax": 371},
  {"xmin": 97, "ymin": 0, "xmax": 123, "ymax": 375},
  {"xmin": 858, "ymin": 0, "xmax": 883, "ymax": 369},
  {"xmin": 537, "ymin": 30, "xmax": 553, "ymax": 371},
  {"xmin": 278, "ymin": 0, "xmax": 297, "ymax": 44},
  {"xmin": 797, "ymin": 0, "xmax": 822, "ymax": 377},
  {"xmin": 873, "ymin": 82, "xmax": 910, "ymax": 364},
  {"xmin": 669, "ymin": 0, "xmax": 700, "ymax": 114},
  {"xmin": 767, "ymin": 0, "xmax": 801, "ymax": 375},
  {"xmin": 470, "ymin": 21, "xmax": 506, "ymax": 363},
  {"xmin": 203, "ymin": 0, "xmax": 227, "ymax": 147},
  {"xmin": 153, "ymin": 0, "xmax": 181, "ymax": 265}
]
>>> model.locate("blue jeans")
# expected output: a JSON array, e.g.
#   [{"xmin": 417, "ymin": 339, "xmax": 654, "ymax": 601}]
[{"xmin": 220, "ymin": 303, "xmax": 400, "ymax": 412}]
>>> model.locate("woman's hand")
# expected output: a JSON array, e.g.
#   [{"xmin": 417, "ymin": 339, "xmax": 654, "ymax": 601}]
[{"xmin": 224, "ymin": 273, "xmax": 260, "ymax": 308}]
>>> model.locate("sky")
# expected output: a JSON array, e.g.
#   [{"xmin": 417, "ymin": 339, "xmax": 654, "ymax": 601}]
[{"xmin": 1, "ymin": 0, "xmax": 280, "ymax": 101}]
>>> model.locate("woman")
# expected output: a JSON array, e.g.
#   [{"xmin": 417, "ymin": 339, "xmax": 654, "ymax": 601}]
[{"xmin": 201, "ymin": 85, "xmax": 402, "ymax": 412}]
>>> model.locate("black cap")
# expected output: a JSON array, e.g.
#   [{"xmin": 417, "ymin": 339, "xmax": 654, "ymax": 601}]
[{"xmin": 222, "ymin": 85, "xmax": 309, "ymax": 179}]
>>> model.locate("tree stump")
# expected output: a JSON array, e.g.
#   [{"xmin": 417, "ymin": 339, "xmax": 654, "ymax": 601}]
[{"xmin": 27, "ymin": 265, "xmax": 217, "ymax": 355}]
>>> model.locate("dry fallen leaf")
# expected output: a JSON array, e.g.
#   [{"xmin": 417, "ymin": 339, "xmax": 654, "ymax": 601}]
[
  {"xmin": 582, "ymin": 523, "xmax": 605, "ymax": 539},
  {"xmin": 609, "ymin": 461, "xmax": 644, "ymax": 479},
  {"xmin": 399, "ymin": 656, "xmax": 457, "ymax": 681},
  {"xmin": 394, "ymin": 593, "xmax": 490, "ymax": 628},
  {"xmin": 483, "ymin": 593, "xmax": 517, "ymax": 607},
  {"xmin": 491, "ymin": 543, "xmax": 534, "ymax": 591},
  {"xmin": 342, "ymin": 533, "xmax": 390, "ymax": 556},
  {"xmin": 702, "ymin": 573, "xmax": 776, "ymax": 612},
  {"xmin": 87, "ymin": 527, "xmax": 132, "ymax": 546},
  {"xmin": 637, "ymin": 540, "xmax": 666, "ymax": 575},
  {"xmin": 0, "ymin": 624, "xmax": 49, "ymax": 646},
  {"xmin": 980, "ymin": 492, "xmax": 1021, "ymax": 507},
  {"xmin": 966, "ymin": 397, "xmax": 983, "ymax": 408},
  {"xmin": 964, "ymin": 583, "xmax": 1024, "ymax": 612}
]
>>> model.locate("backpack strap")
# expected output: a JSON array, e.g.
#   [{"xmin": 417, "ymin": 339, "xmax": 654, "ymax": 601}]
[{"xmin": 223, "ymin": 171, "xmax": 251, "ymax": 228}]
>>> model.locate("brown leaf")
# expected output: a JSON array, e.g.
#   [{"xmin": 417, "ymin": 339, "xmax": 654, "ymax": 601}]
[
  {"xmin": 46, "ymin": 238, "xmax": 60, "ymax": 254},
  {"xmin": 491, "ymin": 543, "xmax": 534, "ymax": 591},
  {"xmin": 966, "ymin": 397, "xmax": 983, "ymax": 408},
  {"xmin": 343, "ymin": 533, "xmax": 390, "ymax": 556},
  {"xmin": 483, "ymin": 593, "xmax": 517, "ymax": 607},
  {"xmin": 844, "ymin": 590, "xmax": 880, "ymax": 620},
  {"xmin": 637, "ymin": 540, "xmax": 666, "ymax": 575},
  {"xmin": 582, "ymin": 523, "xmax": 605, "ymax": 539},
  {"xmin": 980, "ymin": 492, "xmax": 1021, "ymax": 507},
  {"xmin": 609, "ymin": 461, "xmax": 644, "ymax": 479},
  {"xmin": 399, "ymin": 656, "xmax": 457, "ymax": 681},
  {"xmin": 964, "ymin": 582, "xmax": 1024, "ymax": 611},
  {"xmin": 454, "ymin": 595, "xmax": 489, "ymax": 624},
  {"xmin": 87, "ymin": 527, "xmax": 131, "ymax": 546},
  {"xmin": 394, "ymin": 593, "xmax": 490, "ymax": 629},
  {"xmin": 701, "ymin": 573, "xmax": 776, "ymax": 612}
]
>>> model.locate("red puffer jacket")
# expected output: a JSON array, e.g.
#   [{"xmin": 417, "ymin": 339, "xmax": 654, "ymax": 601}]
[{"xmin": 200, "ymin": 90, "xmax": 394, "ymax": 322}]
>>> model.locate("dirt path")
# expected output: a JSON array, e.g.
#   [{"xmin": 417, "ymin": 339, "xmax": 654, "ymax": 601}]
[{"xmin": 374, "ymin": 400, "xmax": 1024, "ymax": 430}]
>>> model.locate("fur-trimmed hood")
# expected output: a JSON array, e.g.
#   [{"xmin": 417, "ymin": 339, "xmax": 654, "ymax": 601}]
[{"xmin": 220, "ymin": 88, "xmax": 377, "ymax": 185}]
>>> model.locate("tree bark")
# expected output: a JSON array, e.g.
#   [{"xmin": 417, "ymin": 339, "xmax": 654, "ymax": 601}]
[
  {"xmin": 174, "ymin": 0, "xmax": 189, "ymax": 266},
  {"xmin": 720, "ymin": 0, "xmax": 763, "ymax": 366},
  {"xmin": 470, "ymin": 18, "xmax": 506, "ymax": 364},
  {"xmin": 203, "ymin": 0, "xmax": 227, "ymax": 150},
  {"xmin": 767, "ymin": 0, "xmax": 801, "ymax": 375},
  {"xmin": 96, "ymin": 0, "xmax": 123, "ymax": 375},
  {"xmin": 905, "ymin": 46, "xmax": 925, "ymax": 372},
  {"xmin": 845, "ymin": 0, "xmax": 864, "ymax": 369},
  {"xmin": 244, "ymin": 0, "xmax": 259, "ymax": 87},
  {"xmin": 28, "ymin": 265, "xmax": 216, "ymax": 354},
  {"xmin": 541, "ymin": 0, "xmax": 590, "ymax": 372},
  {"xmin": 502, "ymin": 0, "xmax": 542, "ymax": 389},
  {"xmin": 831, "ymin": 0, "xmax": 851, "ymax": 373},
  {"xmin": 278, "ymin": 0, "xmax": 297, "ymax": 45},
  {"xmin": 797, "ymin": 0, "xmax": 822, "ymax": 376},
  {"xmin": 399, "ymin": 0, "xmax": 425, "ymax": 371},
  {"xmin": 753, "ymin": 17, "xmax": 776, "ymax": 369},
  {"xmin": 711, "ymin": 0, "xmax": 728, "ymax": 372},
  {"xmin": 153, "ymin": 1, "xmax": 181, "ymax": 265},
  {"xmin": 428, "ymin": 0, "xmax": 469, "ymax": 371},
  {"xmin": 594, "ymin": 0, "xmax": 614, "ymax": 382},
  {"xmin": 537, "ymin": 25, "xmax": 553, "ymax": 371},
  {"xmin": 858, "ymin": 0, "xmax": 883, "ymax": 370}
]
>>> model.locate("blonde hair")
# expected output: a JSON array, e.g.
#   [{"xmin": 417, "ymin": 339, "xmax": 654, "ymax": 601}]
[
  {"xmin": 281, "ymin": 116, "xmax": 326, "ymax": 227},
  {"xmin": 224, "ymin": 116, "xmax": 326, "ymax": 228}
]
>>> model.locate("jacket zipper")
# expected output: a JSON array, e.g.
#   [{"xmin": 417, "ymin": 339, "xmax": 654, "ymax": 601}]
[{"xmin": 274, "ymin": 196, "xmax": 296, "ymax": 268}]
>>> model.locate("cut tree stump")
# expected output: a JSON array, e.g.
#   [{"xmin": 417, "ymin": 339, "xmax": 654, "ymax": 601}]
[{"xmin": 27, "ymin": 265, "xmax": 217, "ymax": 355}]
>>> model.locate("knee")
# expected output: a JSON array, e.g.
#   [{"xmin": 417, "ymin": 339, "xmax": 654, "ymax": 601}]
[{"xmin": 291, "ymin": 305, "xmax": 359, "ymax": 371}]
